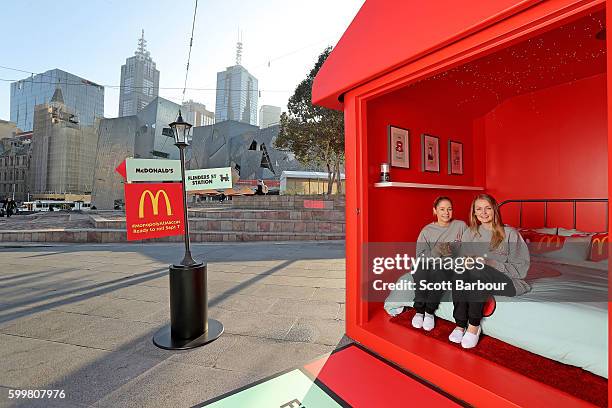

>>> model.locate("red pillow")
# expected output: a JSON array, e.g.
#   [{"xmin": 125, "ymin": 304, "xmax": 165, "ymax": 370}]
[
  {"xmin": 589, "ymin": 233, "xmax": 608, "ymax": 262},
  {"xmin": 519, "ymin": 229, "xmax": 565, "ymax": 254}
]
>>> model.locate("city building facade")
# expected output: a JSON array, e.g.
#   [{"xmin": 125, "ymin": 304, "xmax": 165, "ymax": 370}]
[
  {"xmin": 215, "ymin": 65, "xmax": 258, "ymax": 125},
  {"xmin": 189, "ymin": 120, "xmax": 304, "ymax": 181},
  {"xmin": 259, "ymin": 105, "xmax": 281, "ymax": 128},
  {"xmin": 29, "ymin": 87, "xmax": 99, "ymax": 199},
  {"xmin": 182, "ymin": 100, "xmax": 214, "ymax": 127},
  {"xmin": 118, "ymin": 30, "xmax": 160, "ymax": 117},
  {"xmin": 10, "ymin": 69, "xmax": 104, "ymax": 132},
  {"xmin": 0, "ymin": 120, "xmax": 21, "ymax": 140},
  {"xmin": 91, "ymin": 97, "xmax": 182, "ymax": 209},
  {"xmin": 0, "ymin": 131, "xmax": 32, "ymax": 201}
]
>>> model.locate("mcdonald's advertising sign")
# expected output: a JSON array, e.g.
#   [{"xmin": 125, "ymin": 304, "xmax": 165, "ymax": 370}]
[{"xmin": 124, "ymin": 183, "xmax": 185, "ymax": 241}]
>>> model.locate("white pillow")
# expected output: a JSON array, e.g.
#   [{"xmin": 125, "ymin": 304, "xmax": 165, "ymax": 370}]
[
  {"xmin": 540, "ymin": 235, "xmax": 592, "ymax": 261},
  {"xmin": 534, "ymin": 227, "xmax": 558, "ymax": 234},
  {"xmin": 557, "ymin": 227, "xmax": 592, "ymax": 237}
]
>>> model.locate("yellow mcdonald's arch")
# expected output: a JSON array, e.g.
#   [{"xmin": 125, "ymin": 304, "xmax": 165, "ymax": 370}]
[
  {"xmin": 537, "ymin": 235, "xmax": 562, "ymax": 250},
  {"xmin": 591, "ymin": 236, "xmax": 609, "ymax": 255},
  {"xmin": 139, "ymin": 189, "xmax": 173, "ymax": 219}
]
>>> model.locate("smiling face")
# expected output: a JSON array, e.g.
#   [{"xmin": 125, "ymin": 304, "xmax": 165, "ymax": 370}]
[
  {"xmin": 433, "ymin": 199, "xmax": 453, "ymax": 225},
  {"xmin": 474, "ymin": 198, "xmax": 494, "ymax": 225}
]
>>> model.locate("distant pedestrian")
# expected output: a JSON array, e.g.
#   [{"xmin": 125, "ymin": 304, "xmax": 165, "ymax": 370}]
[{"xmin": 4, "ymin": 198, "xmax": 17, "ymax": 218}]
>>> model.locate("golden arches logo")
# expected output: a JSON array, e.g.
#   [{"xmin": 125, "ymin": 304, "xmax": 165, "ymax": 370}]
[
  {"xmin": 537, "ymin": 235, "xmax": 562, "ymax": 250},
  {"xmin": 139, "ymin": 189, "xmax": 173, "ymax": 219},
  {"xmin": 592, "ymin": 236, "xmax": 609, "ymax": 255}
]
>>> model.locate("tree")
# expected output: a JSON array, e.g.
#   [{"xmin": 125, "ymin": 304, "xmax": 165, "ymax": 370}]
[{"xmin": 275, "ymin": 47, "xmax": 344, "ymax": 195}]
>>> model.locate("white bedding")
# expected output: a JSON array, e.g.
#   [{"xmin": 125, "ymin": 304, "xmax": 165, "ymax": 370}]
[{"xmin": 384, "ymin": 257, "xmax": 608, "ymax": 378}]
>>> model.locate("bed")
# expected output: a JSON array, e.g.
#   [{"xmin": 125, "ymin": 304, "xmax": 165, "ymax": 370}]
[{"xmin": 384, "ymin": 198, "xmax": 609, "ymax": 379}]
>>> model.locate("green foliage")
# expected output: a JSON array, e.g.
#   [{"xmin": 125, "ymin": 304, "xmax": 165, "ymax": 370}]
[{"xmin": 275, "ymin": 47, "xmax": 344, "ymax": 194}]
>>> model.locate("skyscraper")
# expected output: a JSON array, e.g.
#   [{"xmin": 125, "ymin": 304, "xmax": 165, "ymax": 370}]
[
  {"xmin": 259, "ymin": 105, "xmax": 281, "ymax": 128},
  {"xmin": 215, "ymin": 41, "xmax": 258, "ymax": 125},
  {"xmin": 118, "ymin": 30, "xmax": 160, "ymax": 117},
  {"xmin": 10, "ymin": 69, "xmax": 104, "ymax": 132}
]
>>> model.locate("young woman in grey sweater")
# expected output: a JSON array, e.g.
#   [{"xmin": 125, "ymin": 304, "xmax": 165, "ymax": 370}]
[
  {"xmin": 412, "ymin": 196, "xmax": 467, "ymax": 331},
  {"xmin": 450, "ymin": 193, "xmax": 530, "ymax": 349}
]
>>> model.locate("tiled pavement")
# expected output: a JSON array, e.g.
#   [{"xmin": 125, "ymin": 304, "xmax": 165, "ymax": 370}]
[{"xmin": 0, "ymin": 241, "xmax": 347, "ymax": 407}]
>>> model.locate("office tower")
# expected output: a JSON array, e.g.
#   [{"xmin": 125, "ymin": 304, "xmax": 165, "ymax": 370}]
[
  {"xmin": 29, "ymin": 87, "xmax": 99, "ymax": 198},
  {"xmin": 10, "ymin": 69, "xmax": 104, "ymax": 132},
  {"xmin": 215, "ymin": 41, "xmax": 258, "ymax": 125},
  {"xmin": 259, "ymin": 105, "xmax": 281, "ymax": 128},
  {"xmin": 118, "ymin": 30, "xmax": 160, "ymax": 117},
  {"xmin": 182, "ymin": 100, "xmax": 215, "ymax": 127}
]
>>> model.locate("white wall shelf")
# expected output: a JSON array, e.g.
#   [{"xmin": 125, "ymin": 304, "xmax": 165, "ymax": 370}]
[{"xmin": 374, "ymin": 182, "xmax": 484, "ymax": 191}]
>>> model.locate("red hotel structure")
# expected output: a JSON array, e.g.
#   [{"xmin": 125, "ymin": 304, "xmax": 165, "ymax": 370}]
[{"xmin": 312, "ymin": 1, "xmax": 610, "ymax": 406}]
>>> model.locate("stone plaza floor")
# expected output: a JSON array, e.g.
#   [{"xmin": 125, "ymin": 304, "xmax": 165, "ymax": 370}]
[{"xmin": 0, "ymin": 241, "xmax": 347, "ymax": 407}]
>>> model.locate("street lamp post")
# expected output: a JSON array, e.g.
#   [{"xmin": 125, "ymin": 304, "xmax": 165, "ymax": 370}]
[{"xmin": 153, "ymin": 110, "xmax": 224, "ymax": 350}]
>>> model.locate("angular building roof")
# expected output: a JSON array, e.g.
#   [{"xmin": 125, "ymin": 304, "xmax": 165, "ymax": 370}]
[{"xmin": 50, "ymin": 86, "xmax": 64, "ymax": 104}]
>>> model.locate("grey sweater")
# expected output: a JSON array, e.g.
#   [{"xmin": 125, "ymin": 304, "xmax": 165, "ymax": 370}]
[
  {"xmin": 461, "ymin": 226, "xmax": 531, "ymax": 295},
  {"xmin": 416, "ymin": 220, "xmax": 467, "ymax": 258}
]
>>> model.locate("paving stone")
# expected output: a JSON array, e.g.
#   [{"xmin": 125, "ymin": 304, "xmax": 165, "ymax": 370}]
[
  {"xmin": 214, "ymin": 335, "xmax": 332, "ymax": 375},
  {"xmin": 213, "ymin": 294, "xmax": 277, "ymax": 313},
  {"xmin": 0, "ymin": 310, "xmax": 99, "ymax": 341},
  {"xmin": 0, "ymin": 334, "xmax": 107, "ymax": 389},
  {"xmin": 211, "ymin": 309, "xmax": 297, "ymax": 340},
  {"xmin": 311, "ymin": 287, "xmax": 346, "ymax": 303},
  {"xmin": 250, "ymin": 284, "xmax": 316, "ymax": 300},
  {"xmin": 284, "ymin": 318, "xmax": 346, "ymax": 346},
  {"xmin": 94, "ymin": 361, "xmax": 250, "ymax": 408},
  {"xmin": 55, "ymin": 318, "xmax": 159, "ymax": 351},
  {"xmin": 55, "ymin": 296, "xmax": 166, "ymax": 322},
  {"xmin": 268, "ymin": 299, "xmax": 341, "ymax": 320}
]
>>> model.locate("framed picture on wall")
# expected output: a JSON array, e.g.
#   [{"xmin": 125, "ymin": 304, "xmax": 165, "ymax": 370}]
[
  {"xmin": 421, "ymin": 134, "xmax": 440, "ymax": 172},
  {"xmin": 448, "ymin": 140, "xmax": 464, "ymax": 175},
  {"xmin": 387, "ymin": 125, "xmax": 410, "ymax": 168}
]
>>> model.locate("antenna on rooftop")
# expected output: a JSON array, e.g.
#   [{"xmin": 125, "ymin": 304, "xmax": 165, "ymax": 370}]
[{"xmin": 236, "ymin": 29, "xmax": 243, "ymax": 66}]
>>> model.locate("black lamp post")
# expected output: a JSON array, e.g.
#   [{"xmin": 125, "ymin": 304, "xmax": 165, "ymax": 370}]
[{"xmin": 153, "ymin": 110, "xmax": 224, "ymax": 350}]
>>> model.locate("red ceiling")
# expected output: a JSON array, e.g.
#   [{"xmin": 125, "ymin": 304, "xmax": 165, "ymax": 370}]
[{"xmin": 381, "ymin": 10, "xmax": 606, "ymax": 119}]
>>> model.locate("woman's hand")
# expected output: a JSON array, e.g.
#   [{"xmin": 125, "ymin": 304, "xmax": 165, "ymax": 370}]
[{"xmin": 435, "ymin": 242, "xmax": 453, "ymax": 257}]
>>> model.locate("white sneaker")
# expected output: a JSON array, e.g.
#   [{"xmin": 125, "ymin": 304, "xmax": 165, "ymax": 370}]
[
  {"xmin": 448, "ymin": 327, "xmax": 465, "ymax": 343},
  {"xmin": 423, "ymin": 312, "xmax": 435, "ymax": 331},
  {"xmin": 411, "ymin": 313, "xmax": 424, "ymax": 329},
  {"xmin": 461, "ymin": 326, "xmax": 482, "ymax": 349}
]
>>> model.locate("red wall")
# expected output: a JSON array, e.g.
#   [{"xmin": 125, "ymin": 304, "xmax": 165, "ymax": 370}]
[
  {"xmin": 366, "ymin": 85, "xmax": 483, "ymax": 243},
  {"xmin": 481, "ymin": 73, "xmax": 608, "ymax": 232}
]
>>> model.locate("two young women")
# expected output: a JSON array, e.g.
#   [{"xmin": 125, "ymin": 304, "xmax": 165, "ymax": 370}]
[{"xmin": 413, "ymin": 194, "xmax": 530, "ymax": 349}]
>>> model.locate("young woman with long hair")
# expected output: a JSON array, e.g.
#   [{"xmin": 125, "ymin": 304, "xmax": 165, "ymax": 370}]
[
  {"xmin": 449, "ymin": 194, "xmax": 530, "ymax": 348},
  {"xmin": 412, "ymin": 196, "xmax": 467, "ymax": 331}
]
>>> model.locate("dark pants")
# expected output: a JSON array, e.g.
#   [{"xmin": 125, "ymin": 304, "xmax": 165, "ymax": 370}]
[
  {"xmin": 452, "ymin": 265, "xmax": 516, "ymax": 328},
  {"xmin": 6, "ymin": 209, "xmax": 12, "ymax": 218},
  {"xmin": 412, "ymin": 266, "xmax": 450, "ymax": 315}
]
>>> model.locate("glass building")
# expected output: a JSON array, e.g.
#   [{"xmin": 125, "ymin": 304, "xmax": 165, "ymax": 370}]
[
  {"xmin": 118, "ymin": 30, "xmax": 160, "ymax": 117},
  {"xmin": 215, "ymin": 65, "xmax": 258, "ymax": 126},
  {"xmin": 10, "ymin": 69, "xmax": 104, "ymax": 132}
]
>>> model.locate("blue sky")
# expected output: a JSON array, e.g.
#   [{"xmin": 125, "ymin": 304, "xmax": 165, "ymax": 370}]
[{"xmin": 1, "ymin": 0, "xmax": 364, "ymax": 122}]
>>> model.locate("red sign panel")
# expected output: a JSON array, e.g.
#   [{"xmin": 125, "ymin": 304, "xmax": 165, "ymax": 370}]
[{"xmin": 124, "ymin": 183, "xmax": 185, "ymax": 241}]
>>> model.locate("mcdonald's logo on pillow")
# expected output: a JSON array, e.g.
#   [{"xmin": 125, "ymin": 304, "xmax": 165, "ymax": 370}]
[
  {"xmin": 589, "ymin": 233, "xmax": 609, "ymax": 262},
  {"xmin": 519, "ymin": 229, "xmax": 565, "ymax": 254}
]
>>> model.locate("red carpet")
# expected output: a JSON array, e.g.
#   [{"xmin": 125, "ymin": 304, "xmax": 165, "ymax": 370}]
[{"xmin": 391, "ymin": 308, "xmax": 608, "ymax": 407}]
